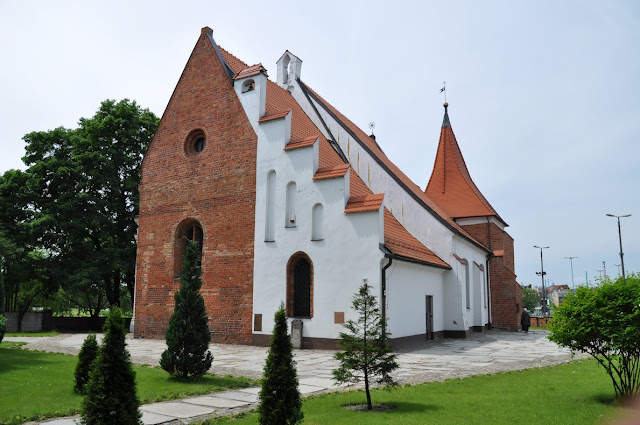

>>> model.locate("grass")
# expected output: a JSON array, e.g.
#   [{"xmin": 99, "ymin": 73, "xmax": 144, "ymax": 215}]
[
  {"xmin": 0, "ymin": 341, "xmax": 254, "ymax": 425},
  {"xmin": 5, "ymin": 331, "xmax": 60, "ymax": 337},
  {"xmin": 203, "ymin": 359, "xmax": 624, "ymax": 425}
]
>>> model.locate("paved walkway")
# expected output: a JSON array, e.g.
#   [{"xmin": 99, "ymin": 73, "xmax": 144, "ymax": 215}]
[{"xmin": 9, "ymin": 330, "xmax": 582, "ymax": 424}]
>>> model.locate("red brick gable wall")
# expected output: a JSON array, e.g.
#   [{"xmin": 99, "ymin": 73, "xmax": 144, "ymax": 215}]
[
  {"xmin": 461, "ymin": 222, "xmax": 521, "ymax": 330},
  {"xmin": 134, "ymin": 33, "xmax": 257, "ymax": 344}
]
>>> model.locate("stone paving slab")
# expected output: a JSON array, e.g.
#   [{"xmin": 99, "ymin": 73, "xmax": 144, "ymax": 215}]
[
  {"xmin": 183, "ymin": 395, "xmax": 251, "ymax": 408},
  {"xmin": 140, "ymin": 411, "xmax": 176, "ymax": 425},
  {"xmin": 40, "ymin": 419, "xmax": 79, "ymax": 425},
  {"xmin": 212, "ymin": 390, "xmax": 259, "ymax": 403},
  {"xmin": 298, "ymin": 384, "xmax": 328, "ymax": 394},
  {"xmin": 141, "ymin": 401, "xmax": 215, "ymax": 418}
]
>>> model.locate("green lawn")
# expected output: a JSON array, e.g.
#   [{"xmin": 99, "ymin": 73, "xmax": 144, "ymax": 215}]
[
  {"xmin": 0, "ymin": 341, "xmax": 254, "ymax": 425},
  {"xmin": 205, "ymin": 359, "xmax": 623, "ymax": 425}
]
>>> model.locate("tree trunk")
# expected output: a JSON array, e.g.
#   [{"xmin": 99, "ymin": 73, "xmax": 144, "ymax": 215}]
[{"xmin": 364, "ymin": 368, "xmax": 372, "ymax": 410}]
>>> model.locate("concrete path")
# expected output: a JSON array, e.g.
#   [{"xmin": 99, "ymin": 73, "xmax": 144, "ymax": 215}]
[{"xmin": 9, "ymin": 330, "xmax": 582, "ymax": 424}]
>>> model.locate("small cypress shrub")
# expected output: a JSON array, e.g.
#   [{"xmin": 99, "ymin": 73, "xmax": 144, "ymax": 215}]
[
  {"xmin": 160, "ymin": 240, "xmax": 213, "ymax": 379},
  {"xmin": 81, "ymin": 308, "xmax": 141, "ymax": 425},
  {"xmin": 74, "ymin": 333, "xmax": 99, "ymax": 393},
  {"xmin": 258, "ymin": 303, "xmax": 303, "ymax": 425}
]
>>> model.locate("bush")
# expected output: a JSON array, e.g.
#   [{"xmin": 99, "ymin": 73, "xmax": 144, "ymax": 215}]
[
  {"xmin": 0, "ymin": 314, "xmax": 6, "ymax": 343},
  {"xmin": 258, "ymin": 303, "xmax": 303, "ymax": 425},
  {"xmin": 548, "ymin": 275, "xmax": 640, "ymax": 400},
  {"xmin": 333, "ymin": 279, "xmax": 398, "ymax": 410},
  {"xmin": 74, "ymin": 333, "xmax": 99, "ymax": 393},
  {"xmin": 81, "ymin": 308, "xmax": 141, "ymax": 425},
  {"xmin": 160, "ymin": 240, "xmax": 213, "ymax": 380}
]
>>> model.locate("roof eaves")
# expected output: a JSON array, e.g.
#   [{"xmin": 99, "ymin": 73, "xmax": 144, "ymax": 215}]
[{"xmin": 379, "ymin": 244, "xmax": 452, "ymax": 270}]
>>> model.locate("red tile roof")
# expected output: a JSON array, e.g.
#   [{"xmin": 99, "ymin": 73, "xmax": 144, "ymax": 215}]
[
  {"xmin": 344, "ymin": 194, "xmax": 384, "ymax": 214},
  {"xmin": 299, "ymin": 82, "xmax": 487, "ymax": 250},
  {"xmin": 425, "ymin": 106, "xmax": 505, "ymax": 225},
  {"xmin": 285, "ymin": 135, "xmax": 319, "ymax": 151},
  {"xmin": 233, "ymin": 63, "xmax": 268, "ymax": 80},
  {"xmin": 258, "ymin": 110, "xmax": 290, "ymax": 123},
  {"xmin": 217, "ymin": 46, "xmax": 462, "ymax": 266},
  {"xmin": 313, "ymin": 164, "xmax": 349, "ymax": 180},
  {"xmin": 384, "ymin": 209, "xmax": 450, "ymax": 268}
]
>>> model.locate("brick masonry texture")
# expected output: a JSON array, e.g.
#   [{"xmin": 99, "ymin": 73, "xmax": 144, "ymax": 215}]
[
  {"xmin": 134, "ymin": 33, "xmax": 257, "ymax": 344},
  {"xmin": 462, "ymin": 222, "xmax": 522, "ymax": 330}
]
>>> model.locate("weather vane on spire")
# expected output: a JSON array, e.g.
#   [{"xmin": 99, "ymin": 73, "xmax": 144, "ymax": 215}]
[
  {"xmin": 440, "ymin": 81, "xmax": 447, "ymax": 103},
  {"xmin": 368, "ymin": 122, "xmax": 375, "ymax": 136}
]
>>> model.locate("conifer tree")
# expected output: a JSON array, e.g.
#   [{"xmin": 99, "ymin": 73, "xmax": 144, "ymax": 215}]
[
  {"xmin": 333, "ymin": 279, "xmax": 399, "ymax": 410},
  {"xmin": 160, "ymin": 240, "xmax": 213, "ymax": 379},
  {"xmin": 81, "ymin": 308, "xmax": 141, "ymax": 425},
  {"xmin": 258, "ymin": 303, "xmax": 303, "ymax": 425},
  {"xmin": 74, "ymin": 333, "xmax": 99, "ymax": 393}
]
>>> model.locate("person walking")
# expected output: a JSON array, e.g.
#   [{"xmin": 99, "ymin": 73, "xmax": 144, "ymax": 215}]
[{"xmin": 521, "ymin": 308, "xmax": 531, "ymax": 334}]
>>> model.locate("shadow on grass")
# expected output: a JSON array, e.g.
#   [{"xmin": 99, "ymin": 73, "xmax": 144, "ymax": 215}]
[
  {"xmin": 592, "ymin": 393, "xmax": 617, "ymax": 406},
  {"xmin": 344, "ymin": 402, "xmax": 442, "ymax": 414},
  {"xmin": 0, "ymin": 343, "xmax": 54, "ymax": 375}
]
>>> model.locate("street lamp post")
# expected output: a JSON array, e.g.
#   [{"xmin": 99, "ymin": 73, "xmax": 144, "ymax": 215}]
[
  {"xmin": 534, "ymin": 246, "xmax": 549, "ymax": 316},
  {"xmin": 606, "ymin": 213, "xmax": 631, "ymax": 282},
  {"xmin": 614, "ymin": 264, "xmax": 621, "ymax": 277},
  {"xmin": 565, "ymin": 256, "xmax": 577, "ymax": 290}
]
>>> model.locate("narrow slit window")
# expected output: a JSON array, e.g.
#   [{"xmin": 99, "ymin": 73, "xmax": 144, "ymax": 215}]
[
  {"xmin": 285, "ymin": 181, "xmax": 296, "ymax": 228},
  {"xmin": 311, "ymin": 203, "xmax": 323, "ymax": 240},
  {"xmin": 265, "ymin": 170, "xmax": 276, "ymax": 241}
]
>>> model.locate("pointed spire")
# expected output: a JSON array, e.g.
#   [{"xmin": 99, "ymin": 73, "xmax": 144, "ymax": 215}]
[
  {"xmin": 442, "ymin": 102, "xmax": 451, "ymax": 128},
  {"xmin": 426, "ymin": 104, "xmax": 506, "ymax": 225}
]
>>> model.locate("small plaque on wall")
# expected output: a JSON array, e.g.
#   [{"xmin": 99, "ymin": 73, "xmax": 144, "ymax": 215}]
[
  {"xmin": 334, "ymin": 312, "xmax": 344, "ymax": 324},
  {"xmin": 254, "ymin": 314, "xmax": 262, "ymax": 332}
]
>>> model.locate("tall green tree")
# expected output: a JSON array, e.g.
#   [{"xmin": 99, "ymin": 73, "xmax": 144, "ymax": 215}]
[
  {"xmin": 0, "ymin": 169, "xmax": 57, "ymax": 329},
  {"xmin": 22, "ymin": 99, "xmax": 159, "ymax": 310},
  {"xmin": 333, "ymin": 279, "xmax": 399, "ymax": 410},
  {"xmin": 258, "ymin": 303, "xmax": 303, "ymax": 425},
  {"xmin": 548, "ymin": 275, "xmax": 640, "ymax": 400},
  {"xmin": 160, "ymin": 240, "xmax": 213, "ymax": 380},
  {"xmin": 522, "ymin": 287, "xmax": 542, "ymax": 311},
  {"xmin": 81, "ymin": 308, "xmax": 141, "ymax": 425}
]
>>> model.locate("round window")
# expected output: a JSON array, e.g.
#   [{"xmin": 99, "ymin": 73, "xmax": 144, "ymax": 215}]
[{"xmin": 185, "ymin": 130, "xmax": 206, "ymax": 156}]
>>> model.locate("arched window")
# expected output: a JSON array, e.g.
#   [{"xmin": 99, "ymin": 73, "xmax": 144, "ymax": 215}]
[
  {"xmin": 174, "ymin": 218, "xmax": 204, "ymax": 278},
  {"xmin": 311, "ymin": 203, "xmax": 323, "ymax": 240},
  {"xmin": 285, "ymin": 181, "xmax": 296, "ymax": 228},
  {"xmin": 286, "ymin": 252, "xmax": 313, "ymax": 318},
  {"xmin": 242, "ymin": 79, "xmax": 255, "ymax": 93},
  {"xmin": 265, "ymin": 170, "xmax": 276, "ymax": 241}
]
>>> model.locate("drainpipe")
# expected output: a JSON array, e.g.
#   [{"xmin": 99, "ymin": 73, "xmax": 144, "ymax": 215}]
[
  {"xmin": 486, "ymin": 217, "xmax": 492, "ymax": 327},
  {"xmin": 381, "ymin": 257, "xmax": 393, "ymax": 339}
]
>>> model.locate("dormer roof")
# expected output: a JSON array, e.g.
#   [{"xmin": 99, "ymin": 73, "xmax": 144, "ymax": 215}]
[{"xmin": 425, "ymin": 103, "xmax": 507, "ymax": 226}]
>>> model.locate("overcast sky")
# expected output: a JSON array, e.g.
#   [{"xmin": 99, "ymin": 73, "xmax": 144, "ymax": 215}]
[{"xmin": 1, "ymin": 0, "xmax": 638, "ymax": 289}]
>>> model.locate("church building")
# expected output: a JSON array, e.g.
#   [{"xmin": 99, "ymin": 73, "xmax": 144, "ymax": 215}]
[{"xmin": 133, "ymin": 27, "xmax": 522, "ymax": 347}]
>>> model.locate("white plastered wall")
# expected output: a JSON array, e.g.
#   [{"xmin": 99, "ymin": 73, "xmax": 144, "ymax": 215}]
[
  {"xmin": 234, "ymin": 73, "xmax": 385, "ymax": 340},
  {"xmin": 384, "ymin": 260, "xmax": 446, "ymax": 338}
]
